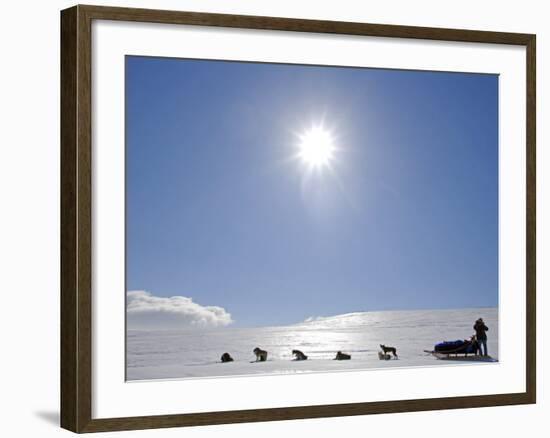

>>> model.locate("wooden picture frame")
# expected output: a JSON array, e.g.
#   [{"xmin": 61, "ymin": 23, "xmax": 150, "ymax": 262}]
[{"xmin": 61, "ymin": 4, "xmax": 536, "ymax": 433}]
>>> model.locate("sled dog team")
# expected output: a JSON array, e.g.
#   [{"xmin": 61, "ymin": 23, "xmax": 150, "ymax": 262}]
[
  {"xmin": 219, "ymin": 317, "xmax": 489, "ymax": 363},
  {"xmin": 220, "ymin": 344, "xmax": 399, "ymax": 363}
]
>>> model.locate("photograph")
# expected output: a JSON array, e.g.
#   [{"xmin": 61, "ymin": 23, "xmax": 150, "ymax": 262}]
[
  {"xmin": 0, "ymin": 0, "xmax": 543, "ymax": 435},
  {"xmin": 125, "ymin": 56, "xmax": 499, "ymax": 381}
]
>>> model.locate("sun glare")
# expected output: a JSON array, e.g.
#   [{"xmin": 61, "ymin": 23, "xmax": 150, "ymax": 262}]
[{"xmin": 297, "ymin": 126, "xmax": 335, "ymax": 169}]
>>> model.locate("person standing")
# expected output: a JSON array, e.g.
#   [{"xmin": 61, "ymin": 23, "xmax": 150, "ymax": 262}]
[{"xmin": 474, "ymin": 318, "xmax": 489, "ymax": 356}]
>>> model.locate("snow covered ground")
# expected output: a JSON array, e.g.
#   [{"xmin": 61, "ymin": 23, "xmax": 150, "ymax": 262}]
[{"xmin": 126, "ymin": 307, "xmax": 498, "ymax": 381}]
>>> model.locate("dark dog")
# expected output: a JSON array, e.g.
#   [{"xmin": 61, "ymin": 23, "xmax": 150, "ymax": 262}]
[
  {"xmin": 469, "ymin": 335, "xmax": 481, "ymax": 355},
  {"xmin": 253, "ymin": 347, "xmax": 268, "ymax": 362},
  {"xmin": 220, "ymin": 352, "xmax": 234, "ymax": 363},
  {"xmin": 380, "ymin": 344, "xmax": 398, "ymax": 358},
  {"xmin": 292, "ymin": 349, "xmax": 308, "ymax": 361},
  {"xmin": 334, "ymin": 351, "xmax": 351, "ymax": 360}
]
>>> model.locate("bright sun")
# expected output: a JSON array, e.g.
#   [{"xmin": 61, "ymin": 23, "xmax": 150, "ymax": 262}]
[{"xmin": 297, "ymin": 126, "xmax": 335, "ymax": 168}]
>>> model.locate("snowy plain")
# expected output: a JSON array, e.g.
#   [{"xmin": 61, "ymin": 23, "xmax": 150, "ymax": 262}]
[{"xmin": 126, "ymin": 307, "xmax": 498, "ymax": 381}]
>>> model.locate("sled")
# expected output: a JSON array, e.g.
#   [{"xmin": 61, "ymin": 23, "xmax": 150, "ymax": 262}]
[
  {"xmin": 424, "ymin": 350, "xmax": 496, "ymax": 362},
  {"xmin": 424, "ymin": 339, "xmax": 496, "ymax": 362}
]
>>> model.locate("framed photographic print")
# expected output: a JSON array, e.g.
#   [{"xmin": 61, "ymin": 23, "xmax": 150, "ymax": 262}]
[{"xmin": 60, "ymin": 4, "xmax": 536, "ymax": 433}]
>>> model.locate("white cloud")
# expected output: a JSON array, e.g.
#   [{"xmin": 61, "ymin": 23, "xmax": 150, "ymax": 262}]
[{"xmin": 127, "ymin": 290, "xmax": 233, "ymax": 330}]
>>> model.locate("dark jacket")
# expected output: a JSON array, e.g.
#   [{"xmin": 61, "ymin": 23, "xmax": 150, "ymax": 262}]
[{"xmin": 474, "ymin": 321, "xmax": 489, "ymax": 340}]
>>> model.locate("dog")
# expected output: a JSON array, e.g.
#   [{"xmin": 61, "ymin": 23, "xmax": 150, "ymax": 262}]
[
  {"xmin": 469, "ymin": 335, "xmax": 481, "ymax": 356},
  {"xmin": 220, "ymin": 352, "xmax": 234, "ymax": 363},
  {"xmin": 380, "ymin": 344, "xmax": 398, "ymax": 359},
  {"xmin": 253, "ymin": 347, "xmax": 268, "ymax": 362},
  {"xmin": 292, "ymin": 349, "xmax": 308, "ymax": 361},
  {"xmin": 378, "ymin": 351, "xmax": 391, "ymax": 360},
  {"xmin": 334, "ymin": 351, "xmax": 351, "ymax": 360}
]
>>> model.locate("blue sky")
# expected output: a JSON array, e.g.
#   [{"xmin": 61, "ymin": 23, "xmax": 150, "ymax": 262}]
[{"xmin": 126, "ymin": 56, "xmax": 498, "ymax": 327}]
